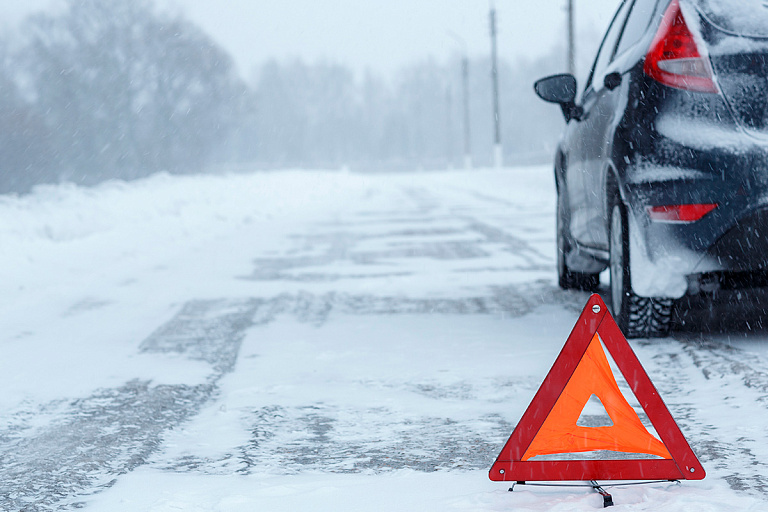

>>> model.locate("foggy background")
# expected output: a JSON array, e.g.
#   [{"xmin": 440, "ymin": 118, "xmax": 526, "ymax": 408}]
[{"xmin": 0, "ymin": 0, "xmax": 616, "ymax": 194}]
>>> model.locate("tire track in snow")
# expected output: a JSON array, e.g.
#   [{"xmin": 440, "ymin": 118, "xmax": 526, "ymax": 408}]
[
  {"xmin": 638, "ymin": 334, "xmax": 768, "ymax": 498},
  {"xmin": 147, "ymin": 287, "xmax": 588, "ymax": 477},
  {"xmin": 0, "ymin": 284, "xmax": 584, "ymax": 510},
  {"xmin": 0, "ymin": 299, "xmax": 259, "ymax": 511},
  {"xmin": 114, "ymin": 290, "xmax": 768, "ymax": 500},
  {"xmin": 679, "ymin": 338, "xmax": 768, "ymax": 496},
  {"xmin": 242, "ymin": 185, "xmax": 553, "ymax": 283}
]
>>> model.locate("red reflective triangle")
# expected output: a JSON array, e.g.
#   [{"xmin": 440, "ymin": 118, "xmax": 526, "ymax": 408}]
[{"xmin": 489, "ymin": 294, "xmax": 705, "ymax": 482}]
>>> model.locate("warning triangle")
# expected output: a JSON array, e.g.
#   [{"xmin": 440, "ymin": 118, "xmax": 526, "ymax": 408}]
[{"xmin": 489, "ymin": 294, "xmax": 705, "ymax": 482}]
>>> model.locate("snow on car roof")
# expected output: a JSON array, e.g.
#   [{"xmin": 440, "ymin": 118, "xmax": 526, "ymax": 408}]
[{"xmin": 693, "ymin": 0, "xmax": 768, "ymax": 37}]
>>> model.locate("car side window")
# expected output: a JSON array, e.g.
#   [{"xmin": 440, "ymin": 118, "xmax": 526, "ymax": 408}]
[
  {"xmin": 615, "ymin": 0, "xmax": 659, "ymax": 57},
  {"xmin": 584, "ymin": 0, "xmax": 634, "ymax": 92}
]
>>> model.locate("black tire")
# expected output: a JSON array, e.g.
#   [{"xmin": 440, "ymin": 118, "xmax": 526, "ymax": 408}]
[
  {"xmin": 557, "ymin": 190, "xmax": 599, "ymax": 291},
  {"xmin": 609, "ymin": 201, "xmax": 673, "ymax": 338}
]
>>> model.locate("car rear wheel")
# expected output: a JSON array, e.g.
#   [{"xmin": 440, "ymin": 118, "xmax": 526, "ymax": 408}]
[
  {"xmin": 557, "ymin": 190, "xmax": 599, "ymax": 291},
  {"xmin": 609, "ymin": 202, "xmax": 673, "ymax": 338}
]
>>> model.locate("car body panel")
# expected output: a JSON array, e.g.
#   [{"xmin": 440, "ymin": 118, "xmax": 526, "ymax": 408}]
[{"xmin": 549, "ymin": 0, "xmax": 768, "ymax": 298}]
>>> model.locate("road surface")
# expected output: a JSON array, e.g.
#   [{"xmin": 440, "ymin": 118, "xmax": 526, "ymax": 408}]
[{"xmin": 0, "ymin": 167, "xmax": 765, "ymax": 510}]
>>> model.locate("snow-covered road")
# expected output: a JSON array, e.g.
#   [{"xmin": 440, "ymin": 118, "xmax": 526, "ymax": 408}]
[{"xmin": 0, "ymin": 167, "xmax": 766, "ymax": 510}]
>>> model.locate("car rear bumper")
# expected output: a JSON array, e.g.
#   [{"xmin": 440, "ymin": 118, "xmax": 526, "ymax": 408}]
[
  {"xmin": 706, "ymin": 208, "xmax": 768, "ymax": 271},
  {"xmin": 623, "ymin": 172, "xmax": 768, "ymax": 298}
]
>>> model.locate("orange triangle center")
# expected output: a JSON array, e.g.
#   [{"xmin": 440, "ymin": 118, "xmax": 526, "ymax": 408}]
[{"xmin": 522, "ymin": 334, "xmax": 671, "ymax": 461}]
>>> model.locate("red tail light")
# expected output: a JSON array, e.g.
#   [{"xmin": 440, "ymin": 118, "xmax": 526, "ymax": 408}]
[
  {"xmin": 643, "ymin": 0, "xmax": 718, "ymax": 93},
  {"xmin": 646, "ymin": 203, "xmax": 718, "ymax": 223}
]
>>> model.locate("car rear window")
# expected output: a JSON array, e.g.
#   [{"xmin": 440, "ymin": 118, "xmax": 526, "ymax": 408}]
[{"xmin": 693, "ymin": 0, "xmax": 768, "ymax": 36}]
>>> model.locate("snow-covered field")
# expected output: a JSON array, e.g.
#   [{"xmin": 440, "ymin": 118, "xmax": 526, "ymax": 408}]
[{"xmin": 0, "ymin": 167, "xmax": 767, "ymax": 510}]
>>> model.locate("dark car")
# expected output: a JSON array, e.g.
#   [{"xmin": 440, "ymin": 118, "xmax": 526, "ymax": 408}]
[{"xmin": 535, "ymin": 0, "xmax": 768, "ymax": 337}]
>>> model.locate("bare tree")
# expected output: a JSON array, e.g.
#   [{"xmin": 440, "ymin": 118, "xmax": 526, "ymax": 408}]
[
  {"xmin": 20, "ymin": 0, "xmax": 244, "ymax": 184},
  {"xmin": 0, "ymin": 33, "xmax": 54, "ymax": 193}
]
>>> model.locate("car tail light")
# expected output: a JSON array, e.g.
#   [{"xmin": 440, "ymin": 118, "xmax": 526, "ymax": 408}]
[
  {"xmin": 643, "ymin": 0, "xmax": 718, "ymax": 93},
  {"xmin": 646, "ymin": 203, "xmax": 718, "ymax": 222}
]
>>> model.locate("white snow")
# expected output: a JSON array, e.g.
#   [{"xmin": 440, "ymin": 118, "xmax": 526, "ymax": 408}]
[
  {"xmin": 85, "ymin": 468, "xmax": 762, "ymax": 512},
  {"xmin": 0, "ymin": 166, "xmax": 765, "ymax": 510},
  {"xmin": 655, "ymin": 115, "xmax": 764, "ymax": 152},
  {"xmin": 628, "ymin": 212, "xmax": 693, "ymax": 298},
  {"xmin": 693, "ymin": 0, "xmax": 768, "ymax": 37},
  {"xmin": 627, "ymin": 163, "xmax": 716, "ymax": 183}
]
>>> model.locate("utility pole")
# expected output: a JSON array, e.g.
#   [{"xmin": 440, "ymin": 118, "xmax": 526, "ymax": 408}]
[
  {"xmin": 446, "ymin": 84, "xmax": 454, "ymax": 169},
  {"xmin": 448, "ymin": 31, "xmax": 473, "ymax": 169},
  {"xmin": 567, "ymin": 0, "xmax": 576, "ymax": 76},
  {"xmin": 461, "ymin": 56, "xmax": 472, "ymax": 169},
  {"xmin": 489, "ymin": 4, "xmax": 503, "ymax": 168}
]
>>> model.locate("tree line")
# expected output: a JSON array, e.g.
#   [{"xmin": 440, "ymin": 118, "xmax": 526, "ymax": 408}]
[
  {"xmin": 0, "ymin": 0, "xmax": 570, "ymax": 194},
  {"xmin": 231, "ymin": 51, "xmax": 568, "ymax": 172}
]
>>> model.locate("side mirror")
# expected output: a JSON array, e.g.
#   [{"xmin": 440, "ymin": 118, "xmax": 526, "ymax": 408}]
[
  {"xmin": 534, "ymin": 74, "xmax": 577, "ymax": 104},
  {"xmin": 534, "ymin": 74, "xmax": 583, "ymax": 122}
]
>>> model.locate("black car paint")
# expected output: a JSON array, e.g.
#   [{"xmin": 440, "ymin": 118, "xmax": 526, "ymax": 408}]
[{"xmin": 550, "ymin": 0, "xmax": 768, "ymax": 298}]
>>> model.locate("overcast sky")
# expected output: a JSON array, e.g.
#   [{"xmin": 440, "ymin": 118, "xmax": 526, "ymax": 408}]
[{"xmin": 3, "ymin": 0, "xmax": 621, "ymax": 78}]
